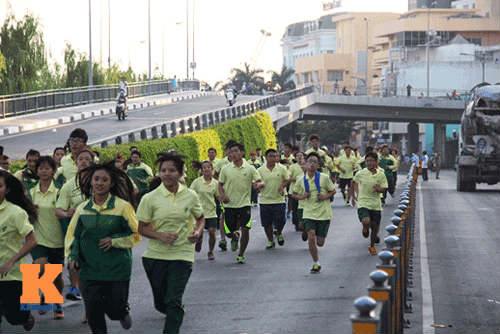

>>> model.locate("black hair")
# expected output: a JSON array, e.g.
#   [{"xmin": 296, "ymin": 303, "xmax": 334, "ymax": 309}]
[
  {"xmin": 77, "ymin": 149, "xmax": 95, "ymax": 160},
  {"xmin": 156, "ymin": 153, "xmax": 185, "ymax": 175},
  {"xmin": 69, "ymin": 128, "xmax": 88, "ymax": 143},
  {"xmin": 292, "ymin": 145, "xmax": 299, "ymax": 152},
  {"xmin": 343, "ymin": 141, "xmax": 349, "ymax": 145},
  {"xmin": 191, "ymin": 160, "xmax": 212, "ymax": 171},
  {"xmin": 0, "ymin": 170, "xmax": 38, "ymax": 224},
  {"xmin": 365, "ymin": 152, "xmax": 379, "ymax": 161},
  {"xmin": 130, "ymin": 146, "xmax": 138, "ymax": 151},
  {"xmin": 423, "ymin": 151, "xmax": 427, "ymax": 154},
  {"xmin": 0, "ymin": 145, "xmax": 3, "ymax": 155},
  {"xmin": 225, "ymin": 140, "xmax": 237, "ymax": 150},
  {"xmin": 309, "ymin": 134, "xmax": 320, "ymax": 141},
  {"xmin": 53, "ymin": 147, "xmax": 66, "ymax": 155},
  {"xmin": 208, "ymin": 147, "xmax": 217, "ymax": 153},
  {"xmin": 78, "ymin": 160, "xmax": 136, "ymax": 207},
  {"xmin": 92, "ymin": 150, "xmax": 100, "ymax": 157},
  {"xmin": 284, "ymin": 143, "xmax": 293, "ymax": 149},
  {"xmin": 26, "ymin": 149, "xmax": 40, "ymax": 159},
  {"xmin": 345, "ymin": 146, "xmax": 352, "ymax": 150},
  {"xmin": 256, "ymin": 147, "xmax": 262, "ymax": 151},
  {"xmin": 149, "ymin": 176, "xmax": 162, "ymax": 192},
  {"xmin": 306, "ymin": 152, "xmax": 321, "ymax": 162},
  {"xmin": 0, "ymin": 154, "xmax": 9, "ymax": 161},
  {"xmin": 35, "ymin": 156, "xmax": 57, "ymax": 173},
  {"xmin": 265, "ymin": 148, "xmax": 278, "ymax": 156},
  {"xmin": 130, "ymin": 150, "xmax": 142, "ymax": 158},
  {"xmin": 228, "ymin": 142, "xmax": 245, "ymax": 152},
  {"xmin": 365, "ymin": 146, "xmax": 373, "ymax": 154}
]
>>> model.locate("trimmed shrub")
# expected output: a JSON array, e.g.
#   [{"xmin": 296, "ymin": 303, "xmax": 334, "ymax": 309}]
[
  {"xmin": 185, "ymin": 129, "xmax": 223, "ymax": 161},
  {"xmin": 254, "ymin": 111, "xmax": 277, "ymax": 150}
]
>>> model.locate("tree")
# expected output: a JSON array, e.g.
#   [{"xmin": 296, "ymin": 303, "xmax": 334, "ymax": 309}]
[
  {"xmin": 0, "ymin": 13, "xmax": 46, "ymax": 94},
  {"xmin": 269, "ymin": 65, "xmax": 296, "ymax": 92},
  {"xmin": 0, "ymin": 51, "xmax": 5, "ymax": 85},
  {"xmin": 229, "ymin": 62, "xmax": 265, "ymax": 94}
]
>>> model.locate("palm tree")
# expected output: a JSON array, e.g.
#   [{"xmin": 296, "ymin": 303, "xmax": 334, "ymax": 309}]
[
  {"xmin": 229, "ymin": 62, "xmax": 265, "ymax": 94},
  {"xmin": 269, "ymin": 65, "xmax": 296, "ymax": 92}
]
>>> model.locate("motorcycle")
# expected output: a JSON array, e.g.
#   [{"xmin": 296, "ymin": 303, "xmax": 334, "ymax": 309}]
[
  {"xmin": 225, "ymin": 89, "xmax": 236, "ymax": 106},
  {"xmin": 116, "ymin": 93, "xmax": 127, "ymax": 121}
]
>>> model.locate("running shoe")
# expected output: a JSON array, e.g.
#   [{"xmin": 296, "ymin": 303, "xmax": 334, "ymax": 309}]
[
  {"xmin": 375, "ymin": 235, "xmax": 380, "ymax": 244},
  {"xmin": 231, "ymin": 232, "xmax": 239, "ymax": 252},
  {"xmin": 345, "ymin": 201, "xmax": 351, "ymax": 206},
  {"xmin": 66, "ymin": 286, "xmax": 82, "ymax": 301},
  {"xmin": 195, "ymin": 236, "xmax": 203, "ymax": 252},
  {"xmin": 302, "ymin": 230, "xmax": 308, "ymax": 241},
  {"xmin": 53, "ymin": 309, "xmax": 65, "ymax": 320},
  {"xmin": 236, "ymin": 255, "xmax": 246, "ymax": 264},
  {"xmin": 208, "ymin": 252, "xmax": 215, "ymax": 260},
  {"xmin": 22, "ymin": 313, "xmax": 35, "ymax": 331},
  {"xmin": 369, "ymin": 246, "xmax": 377, "ymax": 255},
  {"xmin": 218, "ymin": 239, "xmax": 227, "ymax": 251},
  {"xmin": 266, "ymin": 241, "xmax": 275, "ymax": 249},
  {"xmin": 286, "ymin": 212, "xmax": 291, "ymax": 219},
  {"xmin": 310, "ymin": 264, "xmax": 321, "ymax": 274},
  {"xmin": 120, "ymin": 314, "xmax": 132, "ymax": 329},
  {"xmin": 362, "ymin": 225, "xmax": 369, "ymax": 238},
  {"xmin": 277, "ymin": 234, "xmax": 285, "ymax": 246}
]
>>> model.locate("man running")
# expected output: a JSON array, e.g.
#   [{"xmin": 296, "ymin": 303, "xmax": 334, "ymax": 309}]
[
  {"xmin": 335, "ymin": 146, "xmax": 357, "ymax": 206},
  {"xmin": 350, "ymin": 152, "xmax": 388, "ymax": 255},
  {"xmin": 218, "ymin": 142, "xmax": 264, "ymax": 264}
]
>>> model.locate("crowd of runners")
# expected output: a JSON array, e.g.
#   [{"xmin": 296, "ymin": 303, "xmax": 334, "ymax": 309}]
[{"xmin": 0, "ymin": 128, "xmax": 400, "ymax": 334}]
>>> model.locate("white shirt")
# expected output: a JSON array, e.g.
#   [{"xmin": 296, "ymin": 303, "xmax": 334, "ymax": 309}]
[
  {"xmin": 421, "ymin": 155, "xmax": 429, "ymax": 168},
  {"xmin": 119, "ymin": 81, "xmax": 128, "ymax": 96}
]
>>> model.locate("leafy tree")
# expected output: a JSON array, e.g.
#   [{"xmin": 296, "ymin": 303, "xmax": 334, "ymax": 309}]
[
  {"xmin": 0, "ymin": 51, "xmax": 5, "ymax": 85},
  {"xmin": 269, "ymin": 65, "xmax": 296, "ymax": 92},
  {"xmin": 229, "ymin": 62, "xmax": 265, "ymax": 93},
  {"xmin": 0, "ymin": 13, "xmax": 46, "ymax": 94}
]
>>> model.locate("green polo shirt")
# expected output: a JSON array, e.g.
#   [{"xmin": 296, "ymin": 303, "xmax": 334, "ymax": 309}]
[
  {"xmin": 30, "ymin": 181, "xmax": 63, "ymax": 248},
  {"xmin": 337, "ymin": 154, "xmax": 358, "ymax": 179},
  {"xmin": 219, "ymin": 161, "xmax": 261, "ymax": 208},
  {"xmin": 137, "ymin": 183, "xmax": 203, "ymax": 263},
  {"xmin": 379, "ymin": 155, "xmax": 395, "ymax": 179},
  {"xmin": 127, "ymin": 162, "xmax": 154, "ymax": 194},
  {"xmin": 281, "ymin": 153, "xmax": 295, "ymax": 166},
  {"xmin": 289, "ymin": 163, "xmax": 303, "ymax": 181},
  {"xmin": 61, "ymin": 155, "xmax": 78, "ymax": 181},
  {"xmin": 291, "ymin": 172, "xmax": 305, "ymax": 209},
  {"xmin": 56, "ymin": 177, "xmax": 86, "ymax": 211},
  {"xmin": 214, "ymin": 157, "xmax": 230, "ymax": 175},
  {"xmin": 257, "ymin": 163, "xmax": 289, "ymax": 204},
  {"xmin": 190, "ymin": 176, "xmax": 218, "ymax": 219},
  {"xmin": 353, "ymin": 168, "xmax": 389, "ymax": 211},
  {"xmin": 293, "ymin": 172, "xmax": 335, "ymax": 221},
  {"xmin": 0, "ymin": 200, "xmax": 34, "ymax": 281},
  {"xmin": 65, "ymin": 194, "xmax": 141, "ymax": 281}
]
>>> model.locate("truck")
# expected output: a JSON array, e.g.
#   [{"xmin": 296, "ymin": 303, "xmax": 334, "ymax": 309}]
[{"xmin": 456, "ymin": 83, "xmax": 500, "ymax": 191}]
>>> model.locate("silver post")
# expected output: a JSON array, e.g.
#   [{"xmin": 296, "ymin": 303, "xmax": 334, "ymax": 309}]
[
  {"xmin": 108, "ymin": 0, "xmax": 111, "ymax": 68},
  {"xmin": 364, "ymin": 17, "xmax": 368, "ymax": 95},
  {"xmin": 88, "ymin": 0, "xmax": 93, "ymax": 87},
  {"xmin": 186, "ymin": 0, "xmax": 189, "ymax": 80},
  {"xmin": 426, "ymin": 5, "xmax": 430, "ymax": 97},
  {"xmin": 148, "ymin": 0, "xmax": 151, "ymax": 81}
]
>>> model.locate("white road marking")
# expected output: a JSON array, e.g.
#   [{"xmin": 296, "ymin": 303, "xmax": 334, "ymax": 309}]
[{"xmin": 418, "ymin": 185, "xmax": 435, "ymax": 334}]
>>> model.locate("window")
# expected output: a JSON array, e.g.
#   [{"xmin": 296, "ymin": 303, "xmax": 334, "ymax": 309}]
[
  {"xmin": 327, "ymin": 70, "xmax": 343, "ymax": 82},
  {"xmin": 466, "ymin": 37, "xmax": 481, "ymax": 45}
]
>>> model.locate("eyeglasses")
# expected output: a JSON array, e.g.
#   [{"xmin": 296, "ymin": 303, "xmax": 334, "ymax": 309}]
[{"xmin": 69, "ymin": 138, "xmax": 85, "ymax": 144}]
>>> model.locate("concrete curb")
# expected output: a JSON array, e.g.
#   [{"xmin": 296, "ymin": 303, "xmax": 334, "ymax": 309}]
[{"xmin": 0, "ymin": 91, "xmax": 214, "ymax": 137}]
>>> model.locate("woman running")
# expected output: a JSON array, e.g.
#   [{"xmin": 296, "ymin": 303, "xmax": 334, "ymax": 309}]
[
  {"xmin": 0, "ymin": 170, "xmax": 38, "ymax": 331},
  {"xmin": 65, "ymin": 161, "xmax": 141, "ymax": 334},
  {"xmin": 29, "ymin": 156, "xmax": 65, "ymax": 319},
  {"xmin": 190, "ymin": 160, "xmax": 220, "ymax": 260},
  {"xmin": 137, "ymin": 153, "xmax": 205, "ymax": 334},
  {"xmin": 53, "ymin": 147, "xmax": 67, "ymax": 187},
  {"xmin": 14, "ymin": 149, "xmax": 40, "ymax": 192}
]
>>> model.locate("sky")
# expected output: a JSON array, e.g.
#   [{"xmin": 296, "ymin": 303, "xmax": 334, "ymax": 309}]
[{"xmin": 1, "ymin": 0, "xmax": 408, "ymax": 85}]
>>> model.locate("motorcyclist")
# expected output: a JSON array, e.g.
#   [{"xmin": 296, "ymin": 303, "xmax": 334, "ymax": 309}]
[
  {"xmin": 118, "ymin": 76, "xmax": 128, "ymax": 114},
  {"xmin": 116, "ymin": 89, "xmax": 127, "ymax": 118}
]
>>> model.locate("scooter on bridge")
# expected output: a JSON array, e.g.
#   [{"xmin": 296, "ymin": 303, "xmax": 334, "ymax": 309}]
[
  {"xmin": 225, "ymin": 88, "xmax": 237, "ymax": 106},
  {"xmin": 116, "ymin": 90, "xmax": 127, "ymax": 121}
]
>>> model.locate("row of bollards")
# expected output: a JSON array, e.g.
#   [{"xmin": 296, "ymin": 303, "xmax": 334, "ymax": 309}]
[{"xmin": 350, "ymin": 164, "xmax": 418, "ymax": 334}]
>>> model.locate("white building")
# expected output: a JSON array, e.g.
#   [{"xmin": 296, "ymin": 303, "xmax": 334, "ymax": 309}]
[{"xmin": 451, "ymin": 0, "xmax": 476, "ymax": 9}]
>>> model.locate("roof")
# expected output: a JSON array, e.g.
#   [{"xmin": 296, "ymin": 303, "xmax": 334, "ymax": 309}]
[{"xmin": 449, "ymin": 34, "xmax": 472, "ymax": 44}]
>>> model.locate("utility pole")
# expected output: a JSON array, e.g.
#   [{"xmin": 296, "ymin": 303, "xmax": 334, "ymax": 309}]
[
  {"xmin": 108, "ymin": 0, "xmax": 111, "ymax": 68},
  {"xmin": 364, "ymin": 17, "xmax": 369, "ymax": 95},
  {"xmin": 192, "ymin": 0, "xmax": 195, "ymax": 80},
  {"xmin": 186, "ymin": 0, "xmax": 189, "ymax": 80},
  {"xmin": 88, "ymin": 0, "xmax": 93, "ymax": 87},
  {"xmin": 148, "ymin": 0, "xmax": 151, "ymax": 81},
  {"xmin": 426, "ymin": 0, "xmax": 436, "ymax": 97}
]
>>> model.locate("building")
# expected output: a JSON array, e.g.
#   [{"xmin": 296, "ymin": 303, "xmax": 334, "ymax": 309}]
[
  {"xmin": 409, "ymin": 0, "xmax": 453, "ymax": 10},
  {"xmin": 451, "ymin": 0, "xmax": 476, "ymax": 9}
]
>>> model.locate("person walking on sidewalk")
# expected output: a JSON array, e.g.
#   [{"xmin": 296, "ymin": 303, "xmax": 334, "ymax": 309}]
[
  {"xmin": 292, "ymin": 152, "xmax": 335, "ymax": 274},
  {"xmin": 257, "ymin": 149, "xmax": 290, "ymax": 249},
  {"xmin": 350, "ymin": 152, "xmax": 388, "ymax": 255},
  {"xmin": 421, "ymin": 151, "xmax": 429, "ymax": 181},
  {"xmin": 434, "ymin": 151, "xmax": 441, "ymax": 179}
]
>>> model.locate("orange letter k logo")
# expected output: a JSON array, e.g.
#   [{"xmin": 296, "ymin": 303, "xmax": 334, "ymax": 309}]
[{"xmin": 20, "ymin": 264, "xmax": 63, "ymax": 304}]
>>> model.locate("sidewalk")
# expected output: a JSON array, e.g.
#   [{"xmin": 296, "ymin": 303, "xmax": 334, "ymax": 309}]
[{"xmin": 0, "ymin": 90, "xmax": 217, "ymax": 136}]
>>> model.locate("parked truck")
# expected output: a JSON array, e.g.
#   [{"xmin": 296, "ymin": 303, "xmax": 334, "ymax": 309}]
[{"xmin": 456, "ymin": 83, "xmax": 500, "ymax": 191}]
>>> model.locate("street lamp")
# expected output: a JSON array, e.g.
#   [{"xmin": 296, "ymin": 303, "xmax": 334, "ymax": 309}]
[
  {"xmin": 364, "ymin": 17, "xmax": 369, "ymax": 95},
  {"xmin": 148, "ymin": 0, "xmax": 151, "ymax": 82},
  {"xmin": 460, "ymin": 51, "xmax": 489, "ymax": 83},
  {"xmin": 88, "ymin": 0, "xmax": 93, "ymax": 87},
  {"xmin": 426, "ymin": 0, "xmax": 437, "ymax": 97}
]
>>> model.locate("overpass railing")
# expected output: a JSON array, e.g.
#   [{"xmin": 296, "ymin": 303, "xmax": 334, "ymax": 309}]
[
  {"xmin": 350, "ymin": 164, "xmax": 418, "ymax": 334},
  {"xmin": 0, "ymin": 79, "xmax": 200, "ymax": 119},
  {"xmin": 90, "ymin": 85, "xmax": 314, "ymax": 148}
]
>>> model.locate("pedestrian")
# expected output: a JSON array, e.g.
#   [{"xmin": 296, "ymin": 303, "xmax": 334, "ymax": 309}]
[
  {"xmin": 29, "ymin": 156, "xmax": 65, "ymax": 319},
  {"xmin": 434, "ymin": 151, "xmax": 441, "ymax": 179},
  {"xmin": 292, "ymin": 152, "xmax": 336, "ymax": 274},
  {"xmin": 391, "ymin": 148, "xmax": 400, "ymax": 186},
  {"xmin": 335, "ymin": 146, "xmax": 357, "ymax": 206},
  {"xmin": 379, "ymin": 145, "xmax": 396, "ymax": 205},
  {"xmin": 190, "ymin": 160, "xmax": 220, "ymax": 260},
  {"xmin": 126, "ymin": 150, "xmax": 154, "ymax": 201},
  {"xmin": 218, "ymin": 142, "xmax": 264, "ymax": 264},
  {"xmin": 350, "ymin": 152, "xmax": 388, "ymax": 255},
  {"xmin": 257, "ymin": 149, "xmax": 290, "ymax": 249},
  {"xmin": 65, "ymin": 160, "xmax": 141, "ymax": 334},
  {"xmin": 61, "ymin": 129, "xmax": 89, "ymax": 181},
  {"xmin": 14, "ymin": 149, "xmax": 40, "ymax": 192},
  {"xmin": 53, "ymin": 147, "xmax": 67, "ymax": 187},
  {"xmin": 136, "ymin": 153, "xmax": 204, "ymax": 334},
  {"xmin": 406, "ymin": 84, "xmax": 412, "ymax": 97},
  {"xmin": 249, "ymin": 151, "xmax": 261, "ymax": 206},
  {"xmin": 55, "ymin": 149, "xmax": 94, "ymax": 310},
  {"xmin": 421, "ymin": 151, "xmax": 429, "ymax": 181},
  {"xmin": 0, "ymin": 170, "xmax": 38, "ymax": 331},
  {"xmin": 172, "ymin": 75, "xmax": 177, "ymax": 92}
]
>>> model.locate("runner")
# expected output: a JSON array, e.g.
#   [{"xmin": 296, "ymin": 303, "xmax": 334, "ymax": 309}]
[
  {"xmin": 292, "ymin": 152, "xmax": 335, "ymax": 274},
  {"xmin": 353, "ymin": 147, "xmax": 362, "ymax": 176},
  {"xmin": 255, "ymin": 148, "xmax": 265, "ymax": 165},
  {"xmin": 335, "ymin": 146, "xmax": 357, "ymax": 206},
  {"xmin": 379, "ymin": 145, "xmax": 395, "ymax": 205},
  {"xmin": 207, "ymin": 147, "xmax": 220, "ymax": 167},
  {"xmin": 288, "ymin": 151, "xmax": 305, "ymax": 231},
  {"xmin": 391, "ymin": 148, "xmax": 400, "ymax": 186},
  {"xmin": 53, "ymin": 147, "xmax": 67, "ymax": 187},
  {"xmin": 305, "ymin": 134, "xmax": 328, "ymax": 162},
  {"xmin": 257, "ymin": 149, "xmax": 290, "ymax": 249},
  {"xmin": 126, "ymin": 150, "xmax": 154, "ymax": 201},
  {"xmin": 350, "ymin": 152, "xmax": 388, "ymax": 255},
  {"xmin": 61, "ymin": 129, "xmax": 89, "ymax": 181},
  {"xmin": 137, "ymin": 153, "xmax": 204, "ymax": 334},
  {"xmin": 14, "ymin": 149, "xmax": 40, "ymax": 192},
  {"xmin": 190, "ymin": 160, "xmax": 220, "ymax": 260},
  {"xmin": 218, "ymin": 142, "xmax": 264, "ymax": 264},
  {"xmin": 0, "ymin": 154, "xmax": 11, "ymax": 172},
  {"xmin": 29, "ymin": 156, "xmax": 65, "ymax": 319},
  {"xmin": 65, "ymin": 161, "xmax": 141, "ymax": 334},
  {"xmin": 55, "ymin": 150, "xmax": 94, "ymax": 308},
  {"xmin": 249, "ymin": 151, "xmax": 261, "ymax": 206},
  {"xmin": 291, "ymin": 154, "xmax": 308, "ymax": 235},
  {"xmin": 0, "ymin": 170, "xmax": 38, "ymax": 331},
  {"xmin": 281, "ymin": 143, "xmax": 295, "ymax": 165}
]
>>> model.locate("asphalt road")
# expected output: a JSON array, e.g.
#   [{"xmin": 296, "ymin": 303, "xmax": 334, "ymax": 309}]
[{"xmin": 1, "ymin": 94, "xmax": 258, "ymax": 159}]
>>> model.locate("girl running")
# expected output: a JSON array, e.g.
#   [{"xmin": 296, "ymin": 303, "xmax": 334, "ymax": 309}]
[{"xmin": 14, "ymin": 149, "xmax": 40, "ymax": 192}]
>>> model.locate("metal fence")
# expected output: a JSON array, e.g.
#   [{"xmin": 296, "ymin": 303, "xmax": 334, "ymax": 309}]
[
  {"xmin": 0, "ymin": 79, "xmax": 200, "ymax": 119},
  {"xmin": 350, "ymin": 164, "xmax": 417, "ymax": 334}
]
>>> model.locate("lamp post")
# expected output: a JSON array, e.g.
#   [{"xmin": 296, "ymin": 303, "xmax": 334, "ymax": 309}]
[
  {"xmin": 426, "ymin": 0, "xmax": 437, "ymax": 97},
  {"xmin": 364, "ymin": 17, "xmax": 369, "ymax": 95},
  {"xmin": 148, "ymin": 0, "xmax": 151, "ymax": 82},
  {"xmin": 108, "ymin": 0, "xmax": 111, "ymax": 68},
  {"xmin": 186, "ymin": 0, "xmax": 189, "ymax": 80},
  {"xmin": 88, "ymin": 0, "xmax": 93, "ymax": 87},
  {"xmin": 460, "ymin": 51, "xmax": 488, "ymax": 83}
]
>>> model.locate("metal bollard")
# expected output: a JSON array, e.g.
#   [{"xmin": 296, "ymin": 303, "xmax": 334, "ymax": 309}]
[
  {"xmin": 351, "ymin": 296, "xmax": 379, "ymax": 334},
  {"xmin": 386, "ymin": 225, "xmax": 398, "ymax": 236},
  {"xmin": 369, "ymin": 270, "xmax": 391, "ymax": 334},
  {"xmin": 391, "ymin": 217, "xmax": 402, "ymax": 234}
]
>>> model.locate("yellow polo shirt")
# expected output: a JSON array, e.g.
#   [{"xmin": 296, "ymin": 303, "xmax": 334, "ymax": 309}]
[
  {"xmin": 190, "ymin": 176, "xmax": 218, "ymax": 219},
  {"xmin": 219, "ymin": 162, "xmax": 261, "ymax": 208},
  {"xmin": 136, "ymin": 183, "xmax": 204, "ymax": 263},
  {"xmin": 337, "ymin": 154, "xmax": 358, "ymax": 179},
  {"xmin": 291, "ymin": 172, "xmax": 305, "ymax": 209},
  {"xmin": 281, "ymin": 153, "xmax": 295, "ymax": 166},
  {"xmin": 214, "ymin": 157, "xmax": 230, "ymax": 175},
  {"xmin": 56, "ymin": 177, "xmax": 86, "ymax": 210},
  {"xmin": 293, "ymin": 172, "xmax": 335, "ymax": 221},
  {"xmin": 305, "ymin": 148, "xmax": 327, "ymax": 160},
  {"xmin": 288, "ymin": 163, "xmax": 303, "ymax": 181},
  {"xmin": 353, "ymin": 168, "xmax": 389, "ymax": 211},
  {"xmin": 257, "ymin": 164, "xmax": 289, "ymax": 204},
  {"xmin": 29, "ymin": 181, "xmax": 63, "ymax": 248},
  {"xmin": 60, "ymin": 155, "xmax": 78, "ymax": 181},
  {"xmin": 0, "ymin": 200, "xmax": 34, "ymax": 281}
]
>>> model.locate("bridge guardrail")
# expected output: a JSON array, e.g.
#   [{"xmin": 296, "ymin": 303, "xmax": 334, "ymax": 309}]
[
  {"xmin": 89, "ymin": 85, "xmax": 315, "ymax": 149},
  {"xmin": 0, "ymin": 79, "xmax": 200, "ymax": 119},
  {"xmin": 350, "ymin": 164, "xmax": 418, "ymax": 334}
]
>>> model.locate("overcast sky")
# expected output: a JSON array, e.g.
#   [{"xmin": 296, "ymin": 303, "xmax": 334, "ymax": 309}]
[{"xmin": 1, "ymin": 0, "xmax": 407, "ymax": 85}]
